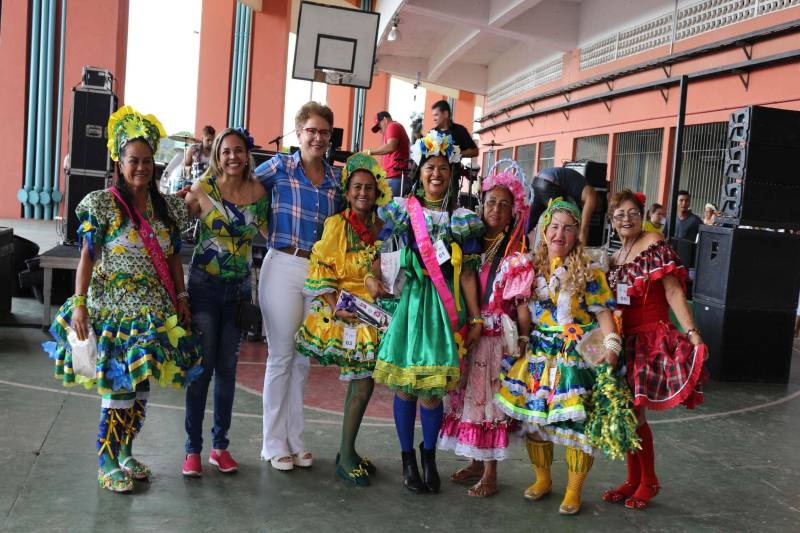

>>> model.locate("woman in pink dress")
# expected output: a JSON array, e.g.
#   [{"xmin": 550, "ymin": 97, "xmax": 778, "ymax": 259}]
[{"xmin": 438, "ymin": 170, "xmax": 533, "ymax": 497}]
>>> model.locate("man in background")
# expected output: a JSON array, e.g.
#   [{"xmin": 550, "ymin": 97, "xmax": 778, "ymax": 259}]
[
  {"xmin": 365, "ymin": 111, "xmax": 410, "ymax": 197},
  {"xmin": 673, "ymin": 189, "xmax": 703, "ymax": 241},
  {"xmin": 431, "ymin": 100, "xmax": 478, "ymax": 159},
  {"xmin": 183, "ymin": 125, "xmax": 215, "ymax": 179}
]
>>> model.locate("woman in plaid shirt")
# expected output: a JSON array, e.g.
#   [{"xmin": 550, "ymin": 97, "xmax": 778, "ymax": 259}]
[
  {"xmin": 604, "ymin": 189, "xmax": 707, "ymax": 510},
  {"xmin": 255, "ymin": 102, "xmax": 342, "ymax": 471}
]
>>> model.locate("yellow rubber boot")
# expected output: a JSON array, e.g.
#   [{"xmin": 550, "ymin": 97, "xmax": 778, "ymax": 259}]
[
  {"xmin": 560, "ymin": 446, "xmax": 594, "ymax": 515},
  {"xmin": 524, "ymin": 438, "xmax": 553, "ymax": 501}
]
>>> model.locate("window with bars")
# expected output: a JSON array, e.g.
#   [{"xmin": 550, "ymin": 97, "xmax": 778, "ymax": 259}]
[
  {"xmin": 516, "ymin": 143, "xmax": 536, "ymax": 182},
  {"xmin": 575, "ymin": 134, "xmax": 609, "ymax": 163},
  {"xmin": 482, "ymin": 151, "xmax": 496, "ymax": 175},
  {"xmin": 538, "ymin": 141, "xmax": 556, "ymax": 171},
  {"xmin": 678, "ymin": 122, "xmax": 728, "ymax": 214},
  {"xmin": 613, "ymin": 129, "xmax": 663, "ymax": 204}
]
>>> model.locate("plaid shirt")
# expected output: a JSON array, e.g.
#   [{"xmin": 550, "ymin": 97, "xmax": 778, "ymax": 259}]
[{"xmin": 255, "ymin": 151, "xmax": 341, "ymax": 251}]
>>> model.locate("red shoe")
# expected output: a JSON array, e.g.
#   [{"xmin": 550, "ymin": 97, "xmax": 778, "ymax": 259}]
[
  {"xmin": 182, "ymin": 453, "xmax": 202, "ymax": 477},
  {"xmin": 209, "ymin": 450, "xmax": 239, "ymax": 473}
]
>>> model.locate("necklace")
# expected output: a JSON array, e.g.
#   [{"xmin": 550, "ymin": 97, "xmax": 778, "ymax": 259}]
[
  {"xmin": 483, "ymin": 232, "xmax": 505, "ymax": 266},
  {"xmin": 423, "ymin": 197, "xmax": 445, "ymax": 210},
  {"xmin": 617, "ymin": 231, "xmax": 643, "ymax": 265}
]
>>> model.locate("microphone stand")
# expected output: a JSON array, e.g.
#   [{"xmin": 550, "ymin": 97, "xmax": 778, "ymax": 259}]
[{"xmin": 268, "ymin": 129, "xmax": 295, "ymax": 153}]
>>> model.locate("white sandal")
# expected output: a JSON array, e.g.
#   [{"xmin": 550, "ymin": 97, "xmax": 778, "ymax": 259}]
[
  {"xmin": 269, "ymin": 455, "xmax": 294, "ymax": 471},
  {"xmin": 292, "ymin": 452, "xmax": 313, "ymax": 468}
]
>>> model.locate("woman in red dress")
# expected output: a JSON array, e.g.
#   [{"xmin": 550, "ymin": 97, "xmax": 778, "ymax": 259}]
[{"xmin": 603, "ymin": 189, "xmax": 707, "ymax": 510}]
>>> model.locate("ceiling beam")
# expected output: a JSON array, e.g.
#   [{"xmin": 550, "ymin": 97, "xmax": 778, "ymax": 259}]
[
  {"xmin": 427, "ymin": 27, "xmax": 481, "ymax": 81},
  {"xmin": 488, "ymin": 0, "xmax": 545, "ymax": 27},
  {"xmin": 403, "ymin": 4, "xmax": 543, "ymax": 46}
]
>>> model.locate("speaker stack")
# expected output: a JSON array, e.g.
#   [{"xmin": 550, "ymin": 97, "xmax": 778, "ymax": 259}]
[
  {"xmin": 563, "ymin": 160, "xmax": 609, "ymax": 247},
  {"xmin": 693, "ymin": 105, "xmax": 800, "ymax": 383},
  {"xmin": 62, "ymin": 67, "xmax": 117, "ymax": 244}
]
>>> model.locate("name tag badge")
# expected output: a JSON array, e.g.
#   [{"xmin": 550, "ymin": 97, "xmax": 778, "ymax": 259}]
[
  {"xmin": 616, "ymin": 283, "xmax": 631, "ymax": 305},
  {"xmin": 434, "ymin": 240, "xmax": 451, "ymax": 265},
  {"xmin": 343, "ymin": 326, "xmax": 357, "ymax": 350}
]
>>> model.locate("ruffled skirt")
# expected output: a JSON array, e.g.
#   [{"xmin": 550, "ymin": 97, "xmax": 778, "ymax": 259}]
[
  {"xmin": 439, "ymin": 335, "xmax": 515, "ymax": 461},
  {"xmin": 495, "ymin": 325, "xmax": 597, "ymax": 454},
  {"xmin": 295, "ymin": 297, "xmax": 379, "ymax": 380},
  {"xmin": 44, "ymin": 299, "xmax": 203, "ymax": 395},
  {"xmin": 624, "ymin": 321, "xmax": 707, "ymax": 410}
]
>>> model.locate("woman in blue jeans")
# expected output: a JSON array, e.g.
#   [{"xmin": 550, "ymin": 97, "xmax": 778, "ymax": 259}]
[{"xmin": 182, "ymin": 128, "xmax": 269, "ymax": 476}]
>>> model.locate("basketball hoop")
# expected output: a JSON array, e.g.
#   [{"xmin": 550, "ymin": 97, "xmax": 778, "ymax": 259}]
[{"xmin": 313, "ymin": 69, "xmax": 352, "ymax": 86}]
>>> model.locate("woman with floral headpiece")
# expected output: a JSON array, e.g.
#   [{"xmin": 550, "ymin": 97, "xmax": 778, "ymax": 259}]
[
  {"xmin": 295, "ymin": 152, "xmax": 392, "ymax": 486},
  {"xmin": 180, "ymin": 128, "xmax": 269, "ymax": 477},
  {"xmin": 372, "ymin": 130, "xmax": 484, "ymax": 494},
  {"xmin": 438, "ymin": 167, "xmax": 534, "ymax": 497},
  {"xmin": 43, "ymin": 106, "xmax": 203, "ymax": 493},
  {"xmin": 495, "ymin": 197, "xmax": 618, "ymax": 515}
]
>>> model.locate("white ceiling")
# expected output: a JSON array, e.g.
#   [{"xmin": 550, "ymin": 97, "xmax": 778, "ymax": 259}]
[{"xmin": 374, "ymin": 0, "xmax": 680, "ymax": 95}]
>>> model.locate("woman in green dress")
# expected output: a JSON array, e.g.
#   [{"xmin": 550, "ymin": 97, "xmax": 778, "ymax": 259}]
[
  {"xmin": 373, "ymin": 130, "xmax": 483, "ymax": 493},
  {"xmin": 44, "ymin": 106, "xmax": 203, "ymax": 493}
]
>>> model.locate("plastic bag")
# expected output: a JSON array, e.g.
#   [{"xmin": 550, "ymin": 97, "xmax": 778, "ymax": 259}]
[
  {"xmin": 380, "ymin": 234, "xmax": 405, "ymax": 296},
  {"xmin": 67, "ymin": 327, "xmax": 98, "ymax": 379}
]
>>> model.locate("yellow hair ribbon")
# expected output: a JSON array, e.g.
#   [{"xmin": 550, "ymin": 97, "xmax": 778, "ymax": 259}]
[{"xmin": 450, "ymin": 242, "xmax": 462, "ymax": 312}]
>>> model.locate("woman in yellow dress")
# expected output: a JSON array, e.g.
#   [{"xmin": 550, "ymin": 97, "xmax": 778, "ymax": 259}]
[{"xmin": 295, "ymin": 153, "xmax": 392, "ymax": 485}]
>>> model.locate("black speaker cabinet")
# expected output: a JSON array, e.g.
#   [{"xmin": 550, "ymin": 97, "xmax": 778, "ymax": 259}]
[
  {"xmin": 63, "ymin": 172, "xmax": 109, "ymax": 245},
  {"xmin": 563, "ymin": 160, "xmax": 608, "ymax": 188},
  {"xmin": 728, "ymin": 105, "xmax": 800, "ymax": 147},
  {"xmin": 68, "ymin": 87, "xmax": 117, "ymax": 174},
  {"xmin": 0, "ymin": 227, "xmax": 13, "ymax": 313},
  {"xmin": 695, "ymin": 298, "xmax": 795, "ymax": 383},
  {"xmin": 693, "ymin": 225, "xmax": 800, "ymax": 310}
]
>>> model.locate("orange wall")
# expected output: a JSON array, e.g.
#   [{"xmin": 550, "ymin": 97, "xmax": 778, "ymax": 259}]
[
  {"xmin": 248, "ymin": 0, "xmax": 290, "ymax": 147},
  {"xmin": 479, "ymin": 7, "xmax": 800, "ymax": 200},
  {"xmin": 0, "ymin": 1, "xmax": 31, "ymax": 217},
  {"xmin": 360, "ymin": 70, "xmax": 391, "ymax": 150},
  {"xmin": 195, "ymin": 0, "xmax": 236, "ymax": 137}
]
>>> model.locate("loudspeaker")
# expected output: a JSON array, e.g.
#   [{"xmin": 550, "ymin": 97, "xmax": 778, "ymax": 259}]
[
  {"xmin": 693, "ymin": 225, "xmax": 800, "ymax": 310},
  {"xmin": 81, "ymin": 66, "xmax": 113, "ymax": 91},
  {"xmin": 695, "ymin": 298, "xmax": 795, "ymax": 383},
  {"xmin": 63, "ymin": 171, "xmax": 109, "ymax": 245},
  {"xmin": 563, "ymin": 160, "xmax": 608, "ymax": 188},
  {"xmin": 68, "ymin": 87, "xmax": 117, "ymax": 174},
  {"xmin": 719, "ymin": 105, "xmax": 800, "ymax": 228}
]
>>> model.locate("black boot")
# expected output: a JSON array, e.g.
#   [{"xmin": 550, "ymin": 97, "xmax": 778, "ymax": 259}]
[
  {"xmin": 419, "ymin": 442, "xmax": 441, "ymax": 494},
  {"xmin": 401, "ymin": 450, "xmax": 426, "ymax": 493}
]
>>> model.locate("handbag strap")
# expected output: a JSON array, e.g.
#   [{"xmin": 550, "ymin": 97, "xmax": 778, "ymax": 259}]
[
  {"xmin": 109, "ymin": 187, "xmax": 177, "ymax": 307},
  {"xmin": 407, "ymin": 196, "xmax": 458, "ymax": 331}
]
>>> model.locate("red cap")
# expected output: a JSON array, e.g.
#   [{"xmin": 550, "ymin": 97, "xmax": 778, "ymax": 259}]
[{"xmin": 371, "ymin": 111, "xmax": 391, "ymax": 133}]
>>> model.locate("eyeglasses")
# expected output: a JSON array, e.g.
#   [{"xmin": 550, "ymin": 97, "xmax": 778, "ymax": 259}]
[
  {"xmin": 484, "ymin": 198, "xmax": 511, "ymax": 210},
  {"xmin": 301, "ymin": 127, "xmax": 332, "ymax": 139},
  {"xmin": 612, "ymin": 210, "xmax": 642, "ymax": 221}
]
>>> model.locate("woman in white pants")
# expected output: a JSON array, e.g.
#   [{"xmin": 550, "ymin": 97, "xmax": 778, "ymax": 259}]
[{"xmin": 255, "ymin": 102, "xmax": 341, "ymax": 470}]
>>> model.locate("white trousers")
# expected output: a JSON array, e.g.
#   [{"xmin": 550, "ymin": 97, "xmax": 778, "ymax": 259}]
[{"xmin": 259, "ymin": 248, "xmax": 313, "ymax": 459}]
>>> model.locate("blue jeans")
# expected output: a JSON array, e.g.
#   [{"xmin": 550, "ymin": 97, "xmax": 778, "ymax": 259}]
[{"xmin": 185, "ymin": 267, "xmax": 251, "ymax": 453}]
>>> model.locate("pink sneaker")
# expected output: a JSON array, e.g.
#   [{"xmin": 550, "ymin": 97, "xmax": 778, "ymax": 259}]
[
  {"xmin": 182, "ymin": 453, "xmax": 202, "ymax": 477},
  {"xmin": 209, "ymin": 450, "xmax": 239, "ymax": 473}
]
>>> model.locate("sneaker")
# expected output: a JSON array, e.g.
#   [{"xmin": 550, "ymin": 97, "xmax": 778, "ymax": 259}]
[
  {"xmin": 209, "ymin": 450, "xmax": 239, "ymax": 473},
  {"xmin": 182, "ymin": 453, "xmax": 202, "ymax": 477}
]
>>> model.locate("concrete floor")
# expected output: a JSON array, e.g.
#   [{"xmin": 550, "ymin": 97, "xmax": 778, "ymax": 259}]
[{"xmin": 2, "ymin": 219, "xmax": 799, "ymax": 532}]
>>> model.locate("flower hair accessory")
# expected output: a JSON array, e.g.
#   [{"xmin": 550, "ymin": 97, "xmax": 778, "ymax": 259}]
[
  {"xmin": 234, "ymin": 127, "xmax": 255, "ymax": 150},
  {"xmin": 107, "ymin": 105, "xmax": 166, "ymax": 162},
  {"xmin": 539, "ymin": 197, "xmax": 581, "ymax": 235},
  {"xmin": 410, "ymin": 130, "xmax": 461, "ymax": 165},
  {"xmin": 341, "ymin": 152, "xmax": 392, "ymax": 206}
]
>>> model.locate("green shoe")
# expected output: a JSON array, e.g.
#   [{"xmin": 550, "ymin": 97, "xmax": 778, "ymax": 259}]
[
  {"xmin": 335, "ymin": 463, "xmax": 370, "ymax": 487},
  {"xmin": 119, "ymin": 456, "xmax": 151, "ymax": 481},
  {"xmin": 98, "ymin": 468, "xmax": 133, "ymax": 493}
]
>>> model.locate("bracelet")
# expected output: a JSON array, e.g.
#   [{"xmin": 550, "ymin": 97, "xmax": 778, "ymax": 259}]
[
  {"xmin": 686, "ymin": 328, "xmax": 701, "ymax": 337},
  {"xmin": 603, "ymin": 332, "xmax": 623, "ymax": 355},
  {"xmin": 469, "ymin": 316, "xmax": 484, "ymax": 325},
  {"xmin": 364, "ymin": 272, "xmax": 376, "ymax": 284},
  {"xmin": 177, "ymin": 291, "xmax": 189, "ymax": 302},
  {"xmin": 71, "ymin": 294, "xmax": 87, "ymax": 307}
]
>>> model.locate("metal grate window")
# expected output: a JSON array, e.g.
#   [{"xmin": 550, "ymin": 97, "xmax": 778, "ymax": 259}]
[
  {"xmin": 486, "ymin": 56, "xmax": 563, "ymax": 107},
  {"xmin": 538, "ymin": 141, "xmax": 556, "ymax": 172},
  {"xmin": 678, "ymin": 122, "xmax": 728, "ymax": 213},
  {"xmin": 482, "ymin": 151, "xmax": 496, "ymax": 175},
  {"xmin": 575, "ymin": 134, "xmax": 609, "ymax": 163},
  {"xmin": 613, "ymin": 129, "xmax": 664, "ymax": 204},
  {"xmin": 516, "ymin": 143, "xmax": 537, "ymax": 182}
]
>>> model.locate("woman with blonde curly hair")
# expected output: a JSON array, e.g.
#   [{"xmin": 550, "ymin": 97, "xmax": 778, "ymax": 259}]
[{"xmin": 496, "ymin": 198, "xmax": 619, "ymax": 515}]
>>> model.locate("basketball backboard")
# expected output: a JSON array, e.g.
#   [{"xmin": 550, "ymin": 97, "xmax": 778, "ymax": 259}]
[{"xmin": 292, "ymin": 1, "xmax": 380, "ymax": 89}]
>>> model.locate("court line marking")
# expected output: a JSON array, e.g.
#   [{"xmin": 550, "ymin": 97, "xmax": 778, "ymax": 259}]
[{"xmin": 2, "ymin": 378, "xmax": 799, "ymax": 428}]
